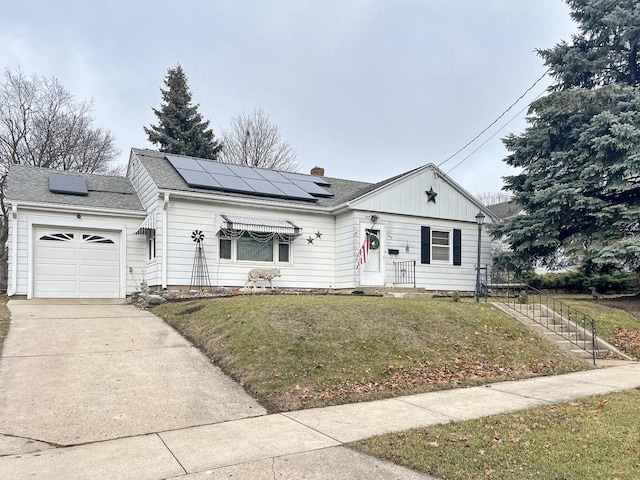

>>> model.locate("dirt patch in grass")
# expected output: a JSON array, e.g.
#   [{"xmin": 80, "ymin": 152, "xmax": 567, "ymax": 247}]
[
  {"xmin": 351, "ymin": 389, "xmax": 640, "ymax": 480},
  {"xmin": 154, "ymin": 296, "xmax": 588, "ymax": 412}
]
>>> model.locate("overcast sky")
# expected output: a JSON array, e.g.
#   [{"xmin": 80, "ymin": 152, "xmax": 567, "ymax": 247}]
[{"xmin": 2, "ymin": 1, "xmax": 577, "ymax": 196}]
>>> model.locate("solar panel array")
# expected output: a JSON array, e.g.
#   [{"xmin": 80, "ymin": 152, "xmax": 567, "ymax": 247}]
[
  {"xmin": 166, "ymin": 155, "xmax": 332, "ymax": 202},
  {"xmin": 49, "ymin": 173, "xmax": 89, "ymax": 196}
]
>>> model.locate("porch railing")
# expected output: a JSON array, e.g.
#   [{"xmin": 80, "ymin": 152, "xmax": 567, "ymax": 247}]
[
  {"xmin": 487, "ymin": 273, "xmax": 599, "ymax": 365},
  {"xmin": 393, "ymin": 260, "xmax": 416, "ymax": 287}
]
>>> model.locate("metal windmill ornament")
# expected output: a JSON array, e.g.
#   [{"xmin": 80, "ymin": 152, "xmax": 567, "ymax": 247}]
[
  {"xmin": 192, "ymin": 230, "xmax": 205, "ymax": 244},
  {"xmin": 190, "ymin": 230, "xmax": 211, "ymax": 291}
]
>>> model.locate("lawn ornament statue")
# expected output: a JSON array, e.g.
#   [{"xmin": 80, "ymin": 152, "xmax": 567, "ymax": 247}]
[{"xmin": 245, "ymin": 268, "xmax": 281, "ymax": 290}]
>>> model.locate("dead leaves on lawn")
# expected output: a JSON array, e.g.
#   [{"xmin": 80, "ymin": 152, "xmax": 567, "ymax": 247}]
[
  {"xmin": 314, "ymin": 358, "xmax": 564, "ymax": 402},
  {"xmin": 613, "ymin": 326, "xmax": 640, "ymax": 358}
]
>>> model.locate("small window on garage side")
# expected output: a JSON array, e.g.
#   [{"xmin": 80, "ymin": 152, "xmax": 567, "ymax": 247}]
[{"xmin": 146, "ymin": 231, "xmax": 156, "ymax": 261}]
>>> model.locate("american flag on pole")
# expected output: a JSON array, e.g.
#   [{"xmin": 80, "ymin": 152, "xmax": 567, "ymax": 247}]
[{"xmin": 356, "ymin": 234, "xmax": 370, "ymax": 267}]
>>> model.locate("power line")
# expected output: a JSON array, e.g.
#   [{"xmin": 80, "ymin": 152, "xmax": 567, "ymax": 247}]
[
  {"xmin": 437, "ymin": 68, "xmax": 551, "ymax": 168},
  {"xmin": 445, "ymin": 89, "xmax": 547, "ymax": 175}
]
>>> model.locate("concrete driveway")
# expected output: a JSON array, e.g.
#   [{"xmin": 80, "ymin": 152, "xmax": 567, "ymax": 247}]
[{"xmin": 0, "ymin": 299, "xmax": 266, "ymax": 449}]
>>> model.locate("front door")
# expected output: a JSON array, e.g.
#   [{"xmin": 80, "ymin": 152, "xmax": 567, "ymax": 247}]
[{"xmin": 359, "ymin": 226, "xmax": 384, "ymax": 286}]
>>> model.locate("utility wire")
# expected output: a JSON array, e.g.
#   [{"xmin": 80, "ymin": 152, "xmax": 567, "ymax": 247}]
[
  {"xmin": 437, "ymin": 68, "xmax": 551, "ymax": 168},
  {"xmin": 445, "ymin": 88, "xmax": 547, "ymax": 175}
]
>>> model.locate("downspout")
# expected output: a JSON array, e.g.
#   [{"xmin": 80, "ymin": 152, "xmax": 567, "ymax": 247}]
[
  {"xmin": 7, "ymin": 204, "xmax": 18, "ymax": 296},
  {"xmin": 162, "ymin": 193, "xmax": 170, "ymax": 289}
]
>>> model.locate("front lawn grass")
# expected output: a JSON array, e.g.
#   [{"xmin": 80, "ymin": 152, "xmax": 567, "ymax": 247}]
[
  {"xmin": 153, "ymin": 295, "xmax": 587, "ymax": 412},
  {"xmin": 351, "ymin": 389, "xmax": 640, "ymax": 480}
]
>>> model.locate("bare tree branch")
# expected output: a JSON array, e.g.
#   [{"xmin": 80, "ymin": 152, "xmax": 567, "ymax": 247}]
[
  {"xmin": 220, "ymin": 107, "xmax": 299, "ymax": 172},
  {"xmin": 475, "ymin": 191, "xmax": 512, "ymax": 206},
  {"xmin": 0, "ymin": 67, "xmax": 122, "ymax": 286}
]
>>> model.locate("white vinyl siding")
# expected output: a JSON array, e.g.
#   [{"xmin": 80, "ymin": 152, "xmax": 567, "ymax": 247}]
[{"xmin": 162, "ymin": 197, "xmax": 336, "ymax": 289}]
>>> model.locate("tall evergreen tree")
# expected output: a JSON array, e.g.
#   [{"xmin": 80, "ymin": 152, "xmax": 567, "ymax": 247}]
[
  {"xmin": 494, "ymin": 0, "xmax": 640, "ymax": 273},
  {"xmin": 144, "ymin": 65, "xmax": 221, "ymax": 159}
]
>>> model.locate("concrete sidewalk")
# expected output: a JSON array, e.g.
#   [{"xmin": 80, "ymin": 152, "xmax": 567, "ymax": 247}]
[{"xmin": 1, "ymin": 300, "xmax": 639, "ymax": 479}]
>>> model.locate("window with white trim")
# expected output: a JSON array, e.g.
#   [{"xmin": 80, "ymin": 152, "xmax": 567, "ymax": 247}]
[
  {"xmin": 431, "ymin": 230, "xmax": 450, "ymax": 262},
  {"xmin": 219, "ymin": 231, "xmax": 292, "ymax": 264},
  {"xmin": 421, "ymin": 227, "xmax": 462, "ymax": 265}
]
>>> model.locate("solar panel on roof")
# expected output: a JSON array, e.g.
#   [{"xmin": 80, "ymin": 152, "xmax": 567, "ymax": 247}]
[
  {"xmin": 242, "ymin": 178, "xmax": 287, "ymax": 196},
  {"xmin": 292, "ymin": 180, "xmax": 333, "ymax": 197},
  {"xmin": 178, "ymin": 170, "xmax": 221, "ymax": 189},
  {"xmin": 281, "ymin": 171, "xmax": 331, "ymax": 186},
  {"xmin": 197, "ymin": 160, "xmax": 234, "ymax": 175},
  {"xmin": 49, "ymin": 173, "xmax": 89, "ymax": 196},
  {"xmin": 271, "ymin": 182, "xmax": 315, "ymax": 200},
  {"xmin": 164, "ymin": 154, "xmax": 333, "ymax": 202},
  {"xmin": 166, "ymin": 154, "xmax": 205, "ymax": 171},
  {"xmin": 255, "ymin": 169, "xmax": 288, "ymax": 183},
  {"xmin": 214, "ymin": 174, "xmax": 255, "ymax": 192},
  {"xmin": 226, "ymin": 164, "xmax": 264, "ymax": 179}
]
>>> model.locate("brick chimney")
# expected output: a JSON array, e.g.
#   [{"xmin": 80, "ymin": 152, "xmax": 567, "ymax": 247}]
[{"xmin": 310, "ymin": 166, "xmax": 325, "ymax": 176}]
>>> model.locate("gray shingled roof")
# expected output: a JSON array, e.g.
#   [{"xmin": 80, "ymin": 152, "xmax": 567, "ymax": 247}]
[
  {"xmin": 132, "ymin": 148, "xmax": 374, "ymax": 208},
  {"xmin": 486, "ymin": 200, "xmax": 522, "ymax": 220},
  {"xmin": 6, "ymin": 165, "xmax": 144, "ymax": 212}
]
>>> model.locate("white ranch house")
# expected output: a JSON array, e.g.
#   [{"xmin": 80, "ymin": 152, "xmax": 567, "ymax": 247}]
[{"xmin": 5, "ymin": 148, "xmax": 496, "ymax": 298}]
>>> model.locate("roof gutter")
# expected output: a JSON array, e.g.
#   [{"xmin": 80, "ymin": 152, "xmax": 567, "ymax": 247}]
[
  {"xmin": 156, "ymin": 189, "xmax": 336, "ymax": 216},
  {"xmin": 10, "ymin": 201, "xmax": 145, "ymax": 219}
]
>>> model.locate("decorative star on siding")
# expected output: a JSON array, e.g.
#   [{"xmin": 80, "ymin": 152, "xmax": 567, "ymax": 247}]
[
  {"xmin": 426, "ymin": 187, "xmax": 438, "ymax": 203},
  {"xmin": 307, "ymin": 236, "xmax": 314, "ymax": 244},
  {"xmin": 315, "ymin": 231, "xmax": 322, "ymax": 239}
]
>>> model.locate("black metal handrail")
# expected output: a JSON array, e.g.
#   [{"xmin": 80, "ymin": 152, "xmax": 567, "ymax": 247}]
[
  {"xmin": 487, "ymin": 276, "xmax": 598, "ymax": 365},
  {"xmin": 393, "ymin": 260, "xmax": 416, "ymax": 287}
]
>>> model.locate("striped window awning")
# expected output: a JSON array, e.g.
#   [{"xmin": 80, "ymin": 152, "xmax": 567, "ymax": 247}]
[
  {"xmin": 135, "ymin": 212, "xmax": 156, "ymax": 235},
  {"xmin": 219, "ymin": 214, "xmax": 301, "ymax": 236}
]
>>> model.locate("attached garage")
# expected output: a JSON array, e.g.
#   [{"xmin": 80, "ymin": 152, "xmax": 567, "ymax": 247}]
[{"xmin": 33, "ymin": 227, "xmax": 121, "ymax": 298}]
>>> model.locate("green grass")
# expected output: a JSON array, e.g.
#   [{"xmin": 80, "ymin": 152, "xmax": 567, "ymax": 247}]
[
  {"xmin": 351, "ymin": 389, "xmax": 640, "ymax": 480},
  {"xmin": 0, "ymin": 296, "xmax": 9, "ymax": 354},
  {"xmin": 153, "ymin": 295, "xmax": 587, "ymax": 412}
]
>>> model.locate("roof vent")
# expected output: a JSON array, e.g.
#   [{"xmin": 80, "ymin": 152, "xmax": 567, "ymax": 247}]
[
  {"xmin": 49, "ymin": 173, "xmax": 88, "ymax": 196},
  {"xmin": 310, "ymin": 166, "xmax": 325, "ymax": 176}
]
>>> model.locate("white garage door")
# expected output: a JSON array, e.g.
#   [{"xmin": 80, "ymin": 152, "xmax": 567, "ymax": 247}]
[{"xmin": 34, "ymin": 227, "xmax": 120, "ymax": 298}]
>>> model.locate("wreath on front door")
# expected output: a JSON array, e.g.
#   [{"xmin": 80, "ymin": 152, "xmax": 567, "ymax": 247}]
[{"xmin": 368, "ymin": 233, "xmax": 380, "ymax": 250}]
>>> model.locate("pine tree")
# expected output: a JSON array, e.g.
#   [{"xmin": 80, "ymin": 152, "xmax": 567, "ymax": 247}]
[
  {"xmin": 144, "ymin": 65, "xmax": 221, "ymax": 159},
  {"xmin": 494, "ymin": 0, "xmax": 640, "ymax": 273}
]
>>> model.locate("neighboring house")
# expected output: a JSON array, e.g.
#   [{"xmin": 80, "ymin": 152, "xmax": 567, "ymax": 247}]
[
  {"xmin": 5, "ymin": 148, "xmax": 497, "ymax": 299},
  {"xmin": 485, "ymin": 200, "xmax": 522, "ymax": 223}
]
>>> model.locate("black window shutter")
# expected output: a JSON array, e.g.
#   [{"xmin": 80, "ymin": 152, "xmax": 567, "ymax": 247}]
[
  {"xmin": 453, "ymin": 229, "xmax": 462, "ymax": 266},
  {"xmin": 421, "ymin": 226, "xmax": 430, "ymax": 264}
]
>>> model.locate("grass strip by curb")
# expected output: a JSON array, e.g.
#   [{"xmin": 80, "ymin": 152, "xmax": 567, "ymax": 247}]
[{"xmin": 351, "ymin": 388, "xmax": 640, "ymax": 480}]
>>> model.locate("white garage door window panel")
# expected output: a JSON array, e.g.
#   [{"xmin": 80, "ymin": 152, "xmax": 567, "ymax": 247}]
[{"xmin": 34, "ymin": 228, "xmax": 120, "ymax": 298}]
